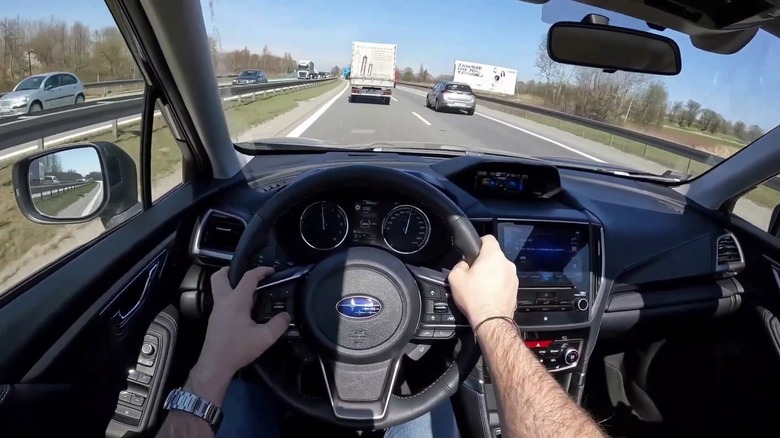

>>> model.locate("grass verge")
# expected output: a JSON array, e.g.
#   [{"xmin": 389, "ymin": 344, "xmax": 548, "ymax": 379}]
[
  {"xmin": 0, "ymin": 80, "xmax": 339, "ymax": 286},
  {"xmin": 34, "ymin": 182, "xmax": 98, "ymax": 216},
  {"xmin": 481, "ymin": 99, "xmax": 780, "ymax": 210}
]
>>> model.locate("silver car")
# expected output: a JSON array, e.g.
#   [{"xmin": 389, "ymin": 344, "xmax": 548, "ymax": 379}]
[
  {"xmin": 425, "ymin": 81, "xmax": 476, "ymax": 115},
  {"xmin": 0, "ymin": 72, "xmax": 86, "ymax": 116}
]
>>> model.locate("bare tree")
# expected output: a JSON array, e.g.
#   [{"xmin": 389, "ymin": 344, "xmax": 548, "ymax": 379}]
[{"xmin": 668, "ymin": 101, "xmax": 683, "ymax": 122}]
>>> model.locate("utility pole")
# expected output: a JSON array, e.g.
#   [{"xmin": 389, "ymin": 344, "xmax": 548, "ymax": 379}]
[{"xmin": 27, "ymin": 49, "xmax": 34, "ymax": 75}]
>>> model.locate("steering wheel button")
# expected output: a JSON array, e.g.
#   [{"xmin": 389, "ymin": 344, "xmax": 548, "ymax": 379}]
[
  {"xmin": 422, "ymin": 285, "xmax": 442, "ymax": 299},
  {"xmin": 433, "ymin": 329, "xmax": 454, "ymax": 338},
  {"xmin": 416, "ymin": 329, "xmax": 434, "ymax": 338},
  {"xmin": 442, "ymin": 314, "xmax": 457, "ymax": 323},
  {"xmin": 433, "ymin": 301, "xmax": 449, "ymax": 313},
  {"xmin": 286, "ymin": 328, "xmax": 301, "ymax": 338},
  {"xmin": 423, "ymin": 314, "xmax": 441, "ymax": 323},
  {"xmin": 405, "ymin": 343, "xmax": 431, "ymax": 361}
]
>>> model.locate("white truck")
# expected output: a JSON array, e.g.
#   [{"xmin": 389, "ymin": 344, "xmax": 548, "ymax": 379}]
[
  {"xmin": 348, "ymin": 41, "xmax": 397, "ymax": 104},
  {"xmin": 297, "ymin": 60, "xmax": 315, "ymax": 79}
]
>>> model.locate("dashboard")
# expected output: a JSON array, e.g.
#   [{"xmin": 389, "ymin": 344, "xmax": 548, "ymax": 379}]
[
  {"xmin": 187, "ymin": 152, "xmax": 745, "ymax": 348},
  {"xmin": 180, "ymin": 152, "xmax": 746, "ymax": 438}
]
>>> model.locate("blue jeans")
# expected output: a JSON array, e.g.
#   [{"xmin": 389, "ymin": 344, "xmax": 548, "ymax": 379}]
[{"xmin": 217, "ymin": 378, "xmax": 460, "ymax": 438}]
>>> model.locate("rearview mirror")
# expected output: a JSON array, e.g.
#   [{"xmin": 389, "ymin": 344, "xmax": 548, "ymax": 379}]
[
  {"xmin": 547, "ymin": 22, "xmax": 681, "ymax": 75},
  {"xmin": 12, "ymin": 141, "xmax": 138, "ymax": 225}
]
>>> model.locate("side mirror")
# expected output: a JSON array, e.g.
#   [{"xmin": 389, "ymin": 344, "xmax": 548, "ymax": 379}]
[{"xmin": 12, "ymin": 141, "xmax": 138, "ymax": 225}]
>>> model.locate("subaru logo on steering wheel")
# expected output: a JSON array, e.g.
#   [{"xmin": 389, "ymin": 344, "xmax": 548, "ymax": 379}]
[{"xmin": 336, "ymin": 296, "xmax": 382, "ymax": 319}]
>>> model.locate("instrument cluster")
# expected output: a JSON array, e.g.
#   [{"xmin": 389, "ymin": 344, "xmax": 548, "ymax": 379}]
[{"xmin": 263, "ymin": 197, "xmax": 455, "ymax": 267}]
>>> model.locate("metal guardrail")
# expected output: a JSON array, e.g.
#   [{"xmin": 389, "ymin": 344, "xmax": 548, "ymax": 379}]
[
  {"xmin": 0, "ymin": 74, "xmax": 297, "ymax": 98},
  {"xmin": 30, "ymin": 181, "xmax": 90, "ymax": 196},
  {"xmin": 0, "ymin": 78, "xmax": 335, "ymax": 153},
  {"xmin": 396, "ymin": 81, "xmax": 774, "ymax": 187}
]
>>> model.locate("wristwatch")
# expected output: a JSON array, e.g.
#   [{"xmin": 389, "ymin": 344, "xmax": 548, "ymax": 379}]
[{"xmin": 163, "ymin": 388, "xmax": 223, "ymax": 432}]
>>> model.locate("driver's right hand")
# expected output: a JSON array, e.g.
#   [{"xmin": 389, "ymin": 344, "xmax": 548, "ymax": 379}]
[{"xmin": 448, "ymin": 235, "xmax": 519, "ymax": 328}]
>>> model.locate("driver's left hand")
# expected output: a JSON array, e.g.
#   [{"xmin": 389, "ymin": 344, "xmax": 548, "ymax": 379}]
[{"xmin": 195, "ymin": 267, "xmax": 291, "ymax": 381}]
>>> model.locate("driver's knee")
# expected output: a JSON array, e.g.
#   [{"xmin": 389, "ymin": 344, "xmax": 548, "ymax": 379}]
[
  {"xmin": 384, "ymin": 399, "xmax": 459, "ymax": 438},
  {"xmin": 217, "ymin": 378, "xmax": 282, "ymax": 438}
]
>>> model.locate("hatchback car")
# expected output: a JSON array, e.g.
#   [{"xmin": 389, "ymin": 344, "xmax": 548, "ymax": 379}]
[
  {"xmin": 0, "ymin": 72, "xmax": 85, "ymax": 116},
  {"xmin": 231, "ymin": 70, "xmax": 269, "ymax": 85},
  {"xmin": 426, "ymin": 81, "xmax": 476, "ymax": 115}
]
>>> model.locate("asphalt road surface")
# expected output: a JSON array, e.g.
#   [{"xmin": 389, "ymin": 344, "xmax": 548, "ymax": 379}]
[
  {"xmin": 55, "ymin": 181, "xmax": 103, "ymax": 218},
  {"xmin": 297, "ymin": 85, "xmax": 661, "ymax": 171}
]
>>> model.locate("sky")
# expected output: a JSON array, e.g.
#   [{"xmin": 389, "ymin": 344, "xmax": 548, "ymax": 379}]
[
  {"xmin": 42, "ymin": 148, "xmax": 101, "ymax": 176},
  {"xmin": 8, "ymin": 0, "xmax": 780, "ymax": 129}
]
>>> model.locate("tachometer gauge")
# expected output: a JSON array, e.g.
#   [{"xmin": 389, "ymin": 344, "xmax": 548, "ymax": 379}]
[
  {"xmin": 299, "ymin": 201, "xmax": 349, "ymax": 250},
  {"xmin": 382, "ymin": 205, "xmax": 431, "ymax": 254}
]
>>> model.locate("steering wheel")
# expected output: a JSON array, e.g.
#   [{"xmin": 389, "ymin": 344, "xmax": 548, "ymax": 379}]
[{"xmin": 228, "ymin": 165, "xmax": 482, "ymax": 429}]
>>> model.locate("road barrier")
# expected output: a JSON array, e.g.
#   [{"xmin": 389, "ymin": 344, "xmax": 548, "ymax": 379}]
[
  {"xmin": 0, "ymin": 78, "xmax": 336, "ymax": 154},
  {"xmin": 31, "ymin": 181, "xmax": 91, "ymax": 197}
]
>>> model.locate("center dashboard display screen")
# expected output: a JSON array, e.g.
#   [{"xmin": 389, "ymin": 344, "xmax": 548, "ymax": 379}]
[{"xmin": 497, "ymin": 222, "xmax": 590, "ymax": 291}]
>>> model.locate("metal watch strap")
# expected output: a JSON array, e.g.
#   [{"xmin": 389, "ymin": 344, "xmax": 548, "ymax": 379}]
[{"xmin": 163, "ymin": 388, "xmax": 224, "ymax": 432}]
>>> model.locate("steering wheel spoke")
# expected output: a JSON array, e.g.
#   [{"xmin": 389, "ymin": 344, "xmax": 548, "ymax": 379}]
[
  {"xmin": 406, "ymin": 264, "xmax": 470, "ymax": 341},
  {"xmin": 318, "ymin": 355, "xmax": 403, "ymax": 421},
  {"xmin": 253, "ymin": 265, "xmax": 312, "ymax": 336}
]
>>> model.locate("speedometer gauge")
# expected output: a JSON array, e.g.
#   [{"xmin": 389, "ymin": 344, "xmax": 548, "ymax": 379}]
[
  {"xmin": 300, "ymin": 201, "xmax": 349, "ymax": 250},
  {"xmin": 382, "ymin": 205, "xmax": 431, "ymax": 254}
]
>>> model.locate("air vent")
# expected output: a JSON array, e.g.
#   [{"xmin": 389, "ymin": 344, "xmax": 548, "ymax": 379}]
[
  {"xmin": 716, "ymin": 233, "xmax": 744, "ymax": 274},
  {"xmin": 471, "ymin": 219, "xmax": 494, "ymax": 236},
  {"xmin": 260, "ymin": 179, "xmax": 289, "ymax": 192},
  {"xmin": 195, "ymin": 210, "xmax": 247, "ymax": 260}
]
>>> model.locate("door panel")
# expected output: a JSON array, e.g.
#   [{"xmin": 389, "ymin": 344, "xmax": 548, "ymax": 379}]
[{"xmin": 0, "ymin": 180, "xmax": 221, "ymax": 436}]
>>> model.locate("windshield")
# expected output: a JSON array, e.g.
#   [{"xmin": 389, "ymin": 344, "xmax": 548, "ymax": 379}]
[
  {"xmin": 14, "ymin": 76, "xmax": 45, "ymax": 91},
  {"xmin": 198, "ymin": 0, "xmax": 777, "ymax": 180},
  {"xmin": 445, "ymin": 84, "xmax": 473, "ymax": 93},
  {"xmin": 239, "ymin": 70, "xmax": 259, "ymax": 77}
]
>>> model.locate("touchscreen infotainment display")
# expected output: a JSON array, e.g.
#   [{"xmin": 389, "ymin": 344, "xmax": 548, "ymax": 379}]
[{"xmin": 497, "ymin": 222, "xmax": 590, "ymax": 290}]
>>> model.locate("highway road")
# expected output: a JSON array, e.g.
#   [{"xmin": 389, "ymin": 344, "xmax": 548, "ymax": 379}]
[
  {"xmin": 292, "ymin": 85, "xmax": 667, "ymax": 174},
  {"xmin": 0, "ymin": 78, "xmax": 320, "ymax": 162},
  {"xmin": 0, "ymin": 77, "xmax": 294, "ymax": 127}
]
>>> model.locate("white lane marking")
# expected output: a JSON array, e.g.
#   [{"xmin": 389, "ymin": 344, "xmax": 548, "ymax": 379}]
[
  {"xmin": 350, "ymin": 129, "xmax": 376, "ymax": 134},
  {"xmin": 81, "ymin": 181, "xmax": 104, "ymax": 216},
  {"xmin": 287, "ymin": 83, "xmax": 349, "ymax": 137},
  {"xmin": 411, "ymin": 112, "xmax": 432, "ymax": 126},
  {"xmin": 475, "ymin": 113, "xmax": 604, "ymax": 162},
  {"xmin": 390, "ymin": 96, "xmax": 398, "ymax": 102}
]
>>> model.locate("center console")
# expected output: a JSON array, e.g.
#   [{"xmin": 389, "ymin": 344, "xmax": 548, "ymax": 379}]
[{"xmin": 464, "ymin": 218, "xmax": 602, "ymax": 438}]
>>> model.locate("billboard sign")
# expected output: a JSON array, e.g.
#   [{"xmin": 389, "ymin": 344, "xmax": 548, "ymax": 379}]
[{"xmin": 452, "ymin": 60, "xmax": 517, "ymax": 95}]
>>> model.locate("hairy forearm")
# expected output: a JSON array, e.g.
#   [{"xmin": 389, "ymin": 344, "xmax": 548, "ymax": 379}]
[
  {"xmin": 155, "ymin": 361, "xmax": 231, "ymax": 438},
  {"xmin": 477, "ymin": 320, "xmax": 605, "ymax": 438}
]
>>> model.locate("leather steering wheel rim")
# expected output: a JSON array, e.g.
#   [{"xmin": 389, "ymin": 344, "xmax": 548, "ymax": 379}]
[{"xmin": 228, "ymin": 164, "xmax": 482, "ymax": 429}]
